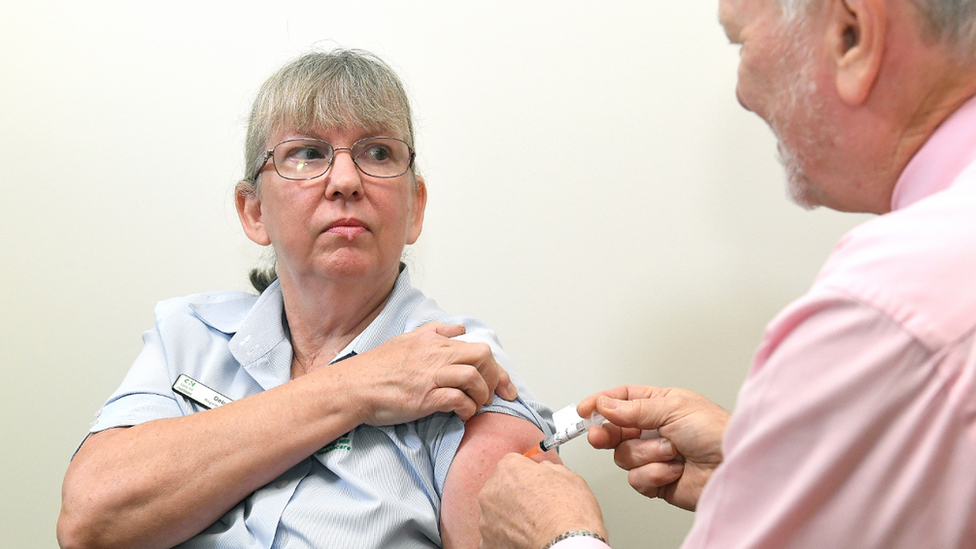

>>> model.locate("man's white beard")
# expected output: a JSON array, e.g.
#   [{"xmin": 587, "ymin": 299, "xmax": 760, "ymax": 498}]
[
  {"xmin": 762, "ymin": 15, "xmax": 841, "ymax": 211},
  {"xmin": 778, "ymin": 141, "xmax": 820, "ymax": 210}
]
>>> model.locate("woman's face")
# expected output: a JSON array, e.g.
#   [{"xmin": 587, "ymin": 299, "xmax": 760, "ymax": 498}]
[{"xmin": 237, "ymin": 125, "xmax": 426, "ymax": 288}]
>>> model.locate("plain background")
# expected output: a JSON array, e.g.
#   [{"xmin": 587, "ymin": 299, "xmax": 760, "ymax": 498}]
[{"xmin": 1, "ymin": 2, "xmax": 871, "ymax": 548}]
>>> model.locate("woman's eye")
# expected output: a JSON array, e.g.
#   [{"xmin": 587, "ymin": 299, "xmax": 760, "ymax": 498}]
[
  {"xmin": 292, "ymin": 146, "xmax": 327, "ymax": 161},
  {"xmin": 363, "ymin": 146, "xmax": 391, "ymax": 162}
]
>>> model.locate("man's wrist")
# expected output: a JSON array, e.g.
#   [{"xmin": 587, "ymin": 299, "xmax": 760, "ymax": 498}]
[{"xmin": 542, "ymin": 530, "xmax": 608, "ymax": 549}]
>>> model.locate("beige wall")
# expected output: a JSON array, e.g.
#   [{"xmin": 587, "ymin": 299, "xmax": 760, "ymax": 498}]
[{"xmin": 0, "ymin": 2, "xmax": 869, "ymax": 547}]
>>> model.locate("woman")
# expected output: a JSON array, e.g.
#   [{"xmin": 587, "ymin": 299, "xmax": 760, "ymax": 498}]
[{"xmin": 57, "ymin": 49, "xmax": 557, "ymax": 549}]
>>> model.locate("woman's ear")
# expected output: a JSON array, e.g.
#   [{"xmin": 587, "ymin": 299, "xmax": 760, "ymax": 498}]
[
  {"xmin": 236, "ymin": 182, "xmax": 272, "ymax": 246},
  {"xmin": 406, "ymin": 174, "xmax": 427, "ymax": 245},
  {"xmin": 832, "ymin": 0, "xmax": 887, "ymax": 105}
]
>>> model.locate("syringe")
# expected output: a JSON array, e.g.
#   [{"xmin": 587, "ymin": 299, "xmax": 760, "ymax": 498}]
[{"xmin": 524, "ymin": 409, "xmax": 606, "ymax": 458}]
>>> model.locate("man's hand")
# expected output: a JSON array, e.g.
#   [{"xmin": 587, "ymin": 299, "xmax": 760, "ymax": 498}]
[
  {"xmin": 579, "ymin": 385, "xmax": 730, "ymax": 511},
  {"xmin": 478, "ymin": 454, "xmax": 607, "ymax": 549}
]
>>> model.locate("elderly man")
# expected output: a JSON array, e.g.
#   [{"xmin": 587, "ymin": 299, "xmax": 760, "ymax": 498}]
[{"xmin": 478, "ymin": 0, "xmax": 976, "ymax": 548}]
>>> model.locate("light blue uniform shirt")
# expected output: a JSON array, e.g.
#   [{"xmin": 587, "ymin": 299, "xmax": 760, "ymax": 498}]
[{"xmin": 89, "ymin": 267, "xmax": 554, "ymax": 548}]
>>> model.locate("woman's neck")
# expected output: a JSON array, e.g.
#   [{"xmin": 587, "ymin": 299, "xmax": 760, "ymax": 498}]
[{"xmin": 278, "ymin": 265, "xmax": 400, "ymax": 377}]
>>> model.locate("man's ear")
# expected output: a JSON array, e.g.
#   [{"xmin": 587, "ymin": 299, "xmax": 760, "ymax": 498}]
[
  {"xmin": 832, "ymin": 0, "xmax": 887, "ymax": 105},
  {"xmin": 235, "ymin": 182, "xmax": 272, "ymax": 246},
  {"xmin": 406, "ymin": 174, "xmax": 427, "ymax": 246}
]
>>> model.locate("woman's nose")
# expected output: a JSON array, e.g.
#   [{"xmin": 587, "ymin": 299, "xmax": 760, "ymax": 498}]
[{"xmin": 324, "ymin": 148, "xmax": 364, "ymax": 199}]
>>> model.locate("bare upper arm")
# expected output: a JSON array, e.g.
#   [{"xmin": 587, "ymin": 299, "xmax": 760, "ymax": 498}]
[{"xmin": 440, "ymin": 412, "xmax": 561, "ymax": 549}]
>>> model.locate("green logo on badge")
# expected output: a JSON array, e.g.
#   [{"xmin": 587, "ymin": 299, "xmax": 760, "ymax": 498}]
[{"xmin": 317, "ymin": 433, "xmax": 352, "ymax": 455}]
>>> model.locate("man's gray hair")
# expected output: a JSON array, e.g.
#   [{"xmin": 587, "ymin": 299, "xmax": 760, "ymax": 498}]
[
  {"xmin": 780, "ymin": 0, "xmax": 976, "ymax": 60},
  {"xmin": 241, "ymin": 48, "xmax": 415, "ymax": 191}
]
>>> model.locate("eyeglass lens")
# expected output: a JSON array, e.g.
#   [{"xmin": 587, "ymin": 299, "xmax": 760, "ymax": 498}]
[{"xmin": 273, "ymin": 137, "xmax": 412, "ymax": 179}]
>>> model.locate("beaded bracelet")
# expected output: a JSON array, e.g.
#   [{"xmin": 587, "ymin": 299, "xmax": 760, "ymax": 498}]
[{"xmin": 542, "ymin": 530, "xmax": 608, "ymax": 549}]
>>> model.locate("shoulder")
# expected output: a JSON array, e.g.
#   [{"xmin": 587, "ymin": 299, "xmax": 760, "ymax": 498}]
[
  {"xmin": 392, "ymin": 268, "xmax": 553, "ymax": 425},
  {"xmin": 391, "ymin": 267, "xmax": 501, "ymax": 342},
  {"xmin": 811, "ymin": 179, "xmax": 976, "ymax": 349}
]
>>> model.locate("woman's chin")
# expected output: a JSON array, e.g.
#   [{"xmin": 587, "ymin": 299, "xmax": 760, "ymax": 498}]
[{"xmin": 317, "ymin": 253, "xmax": 396, "ymax": 282}]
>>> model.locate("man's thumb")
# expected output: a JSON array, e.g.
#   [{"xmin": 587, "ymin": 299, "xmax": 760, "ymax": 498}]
[{"xmin": 596, "ymin": 396, "xmax": 665, "ymax": 431}]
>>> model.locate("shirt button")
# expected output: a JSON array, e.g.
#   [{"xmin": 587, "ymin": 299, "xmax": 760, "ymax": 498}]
[{"xmin": 276, "ymin": 480, "xmax": 289, "ymax": 489}]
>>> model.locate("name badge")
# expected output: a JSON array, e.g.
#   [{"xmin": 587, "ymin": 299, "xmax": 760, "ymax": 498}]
[{"xmin": 172, "ymin": 374, "xmax": 234, "ymax": 409}]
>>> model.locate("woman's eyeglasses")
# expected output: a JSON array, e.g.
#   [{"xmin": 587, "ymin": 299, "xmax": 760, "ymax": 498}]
[{"xmin": 253, "ymin": 136, "xmax": 415, "ymax": 181}]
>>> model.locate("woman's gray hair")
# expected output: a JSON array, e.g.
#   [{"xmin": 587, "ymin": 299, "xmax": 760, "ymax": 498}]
[
  {"xmin": 240, "ymin": 48, "xmax": 417, "ymax": 292},
  {"xmin": 242, "ymin": 48, "xmax": 415, "ymax": 190},
  {"xmin": 779, "ymin": 0, "xmax": 976, "ymax": 60}
]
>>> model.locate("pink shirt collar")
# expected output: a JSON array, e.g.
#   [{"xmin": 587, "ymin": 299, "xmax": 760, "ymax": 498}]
[{"xmin": 890, "ymin": 94, "xmax": 976, "ymax": 211}]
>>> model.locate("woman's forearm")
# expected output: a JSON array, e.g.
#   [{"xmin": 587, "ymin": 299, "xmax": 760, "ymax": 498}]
[
  {"xmin": 57, "ymin": 369, "xmax": 365, "ymax": 549},
  {"xmin": 58, "ymin": 323, "xmax": 514, "ymax": 549}
]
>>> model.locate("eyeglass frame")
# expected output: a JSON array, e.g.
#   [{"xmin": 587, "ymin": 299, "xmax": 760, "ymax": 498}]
[{"xmin": 251, "ymin": 136, "xmax": 416, "ymax": 182}]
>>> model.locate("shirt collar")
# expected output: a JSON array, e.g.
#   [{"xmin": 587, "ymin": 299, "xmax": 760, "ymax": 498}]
[
  {"xmin": 188, "ymin": 293, "xmax": 259, "ymax": 335},
  {"xmin": 190, "ymin": 265, "xmax": 421, "ymax": 388},
  {"xmin": 185, "ymin": 279, "xmax": 292, "ymax": 390},
  {"xmin": 332, "ymin": 264, "xmax": 424, "ymax": 361},
  {"xmin": 890, "ymin": 93, "xmax": 976, "ymax": 211}
]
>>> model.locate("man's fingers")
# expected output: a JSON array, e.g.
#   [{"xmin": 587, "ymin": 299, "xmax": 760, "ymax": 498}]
[
  {"xmin": 612, "ymin": 437, "xmax": 679, "ymax": 470},
  {"xmin": 586, "ymin": 422, "xmax": 643, "ymax": 449},
  {"xmin": 482, "ymin": 453, "xmax": 538, "ymax": 491},
  {"xmin": 595, "ymin": 395, "xmax": 670, "ymax": 432},
  {"xmin": 578, "ymin": 385, "xmax": 661, "ymax": 418},
  {"xmin": 586, "ymin": 422, "xmax": 616, "ymax": 449},
  {"xmin": 578, "ymin": 386, "xmax": 631, "ymax": 417},
  {"xmin": 627, "ymin": 461, "xmax": 685, "ymax": 499}
]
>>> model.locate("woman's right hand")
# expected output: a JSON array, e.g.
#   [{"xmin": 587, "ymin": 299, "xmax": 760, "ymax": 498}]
[{"xmin": 334, "ymin": 322, "xmax": 519, "ymax": 425}]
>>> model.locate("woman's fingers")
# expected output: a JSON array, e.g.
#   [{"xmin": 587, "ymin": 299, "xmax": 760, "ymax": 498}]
[
  {"xmin": 435, "ymin": 364, "xmax": 492, "ymax": 410},
  {"xmin": 495, "ymin": 368, "xmax": 517, "ymax": 401},
  {"xmin": 426, "ymin": 321, "xmax": 467, "ymax": 339},
  {"xmin": 354, "ymin": 323, "xmax": 519, "ymax": 425},
  {"xmin": 449, "ymin": 340, "xmax": 519, "ymax": 402},
  {"xmin": 426, "ymin": 386, "xmax": 481, "ymax": 421}
]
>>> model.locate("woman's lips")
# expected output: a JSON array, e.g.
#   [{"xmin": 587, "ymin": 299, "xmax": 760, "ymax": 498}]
[{"xmin": 325, "ymin": 218, "xmax": 368, "ymax": 241}]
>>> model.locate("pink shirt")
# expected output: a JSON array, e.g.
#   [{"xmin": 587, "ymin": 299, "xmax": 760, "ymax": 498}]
[{"xmin": 559, "ymin": 95, "xmax": 976, "ymax": 549}]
